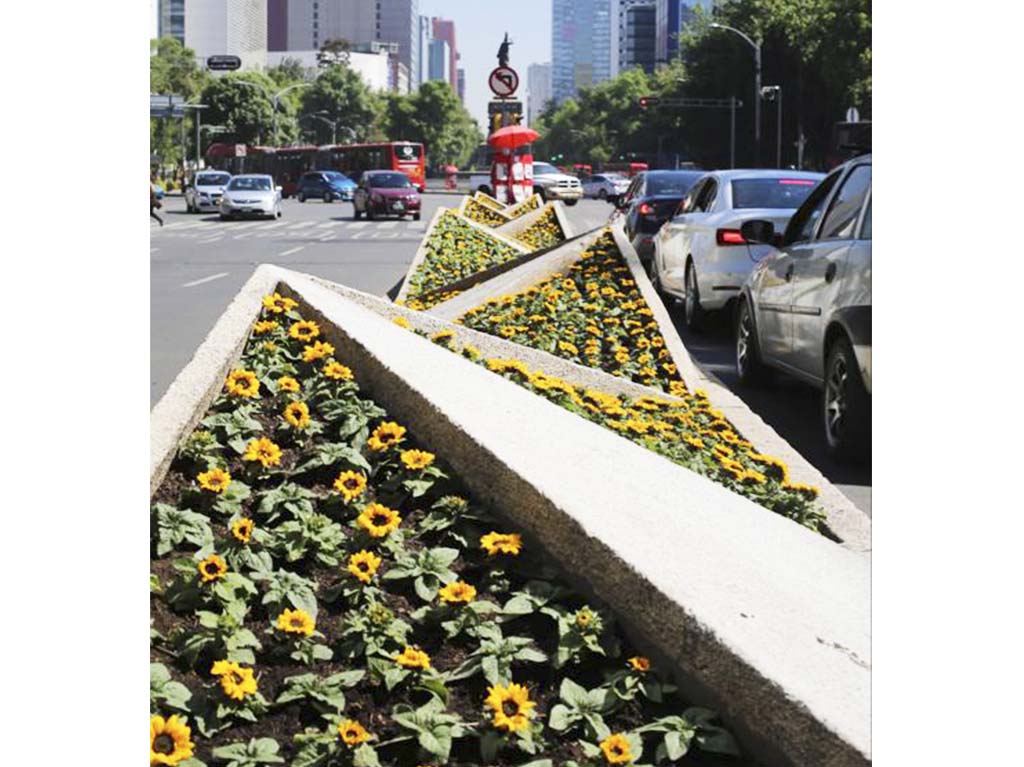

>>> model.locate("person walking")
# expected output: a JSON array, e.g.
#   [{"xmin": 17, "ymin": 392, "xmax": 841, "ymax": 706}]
[{"xmin": 150, "ymin": 177, "xmax": 164, "ymax": 226}]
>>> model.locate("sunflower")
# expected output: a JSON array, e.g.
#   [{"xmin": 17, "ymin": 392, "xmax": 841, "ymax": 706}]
[
  {"xmin": 367, "ymin": 421, "xmax": 406, "ymax": 452},
  {"xmin": 252, "ymin": 320, "xmax": 278, "ymax": 334},
  {"xmin": 400, "ymin": 449, "xmax": 435, "ymax": 471},
  {"xmin": 283, "ymin": 401, "xmax": 310, "ymax": 429},
  {"xmin": 302, "ymin": 340, "xmax": 335, "ymax": 362},
  {"xmin": 197, "ymin": 467, "xmax": 231, "ymax": 494},
  {"xmin": 600, "ymin": 733, "xmax": 634, "ymax": 764},
  {"xmin": 210, "ymin": 659, "xmax": 258, "ymax": 701},
  {"xmin": 231, "ymin": 518, "xmax": 254, "ymax": 544},
  {"xmin": 289, "ymin": 320, "xmax": 320, "ymax": 341},
  {"xmin": 480, "ymin": 531, "xmax": 522, "ymax": 556},
  {"xmin": 347, "ymin": 549, "xmax": 382, "ymax": 583},
  {"xmin": 243, "ymin": 437, "xmax": 283, "ymax": 468},
  {"xmin": 628, "ymin": 656, "xmax": 651, "ymax": 672},
  {"xmin": 438, "ymin": 580, "xmax": 476, "ymax": 604},
  {"xmin": 393, "ymin": 316, "xmax": 411, "ymax": 328},
  {"xmin": 357, "ymin": 503, "xmax": 402, "ymax": 538},
  {"xmin": 197, "ymin": 554, "xmax": 227, "ymax": 582},
  {"xmin": 575, "ymin": 607, "xmax": 595, "ymax": 630},
  {"xmin": 150, "ymin": 714, "xmax": 194, "ymax": 766},
  {"xmin": 323, "ymin": 360, "xmax": 354, "ymax": 381},
  {"xmin": 783, "ymin": 481, "xmax": 820, "ymax": 500},
  {"xmin": 431, "ymin": 329, "xmax": 455, "ymax": 342},
  {"xmin": 277, "ymin": 376, "xmax": 301, "ymax": 393},
  {"xmin": 225, "ymin": 369, "xmax": 260, "ymax": 398},
  {"xmin": 333, "ymin": 470, "xmax": 367, "ymax": 502},
  {"xmin": 338, "ymin": 719, "xmax": 371, "ymax": 747},
  {"xmin": 484, "ymin": 682, "xmax": 537, "ymax": 733},
  {"xmin": 276, "ymin": 608, "xmax": 315, "ymax": 636},
  {"xmin": 262, "ymin": 292, "xmax": 297, "ymax": 314},
  {"xmin": 394, "ymin": 645, "xmax": 431, "ymax": 670}
]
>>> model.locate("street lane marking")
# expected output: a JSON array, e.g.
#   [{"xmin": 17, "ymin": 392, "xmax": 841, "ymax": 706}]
[
  {"xmin": 377, "ymin": 221, "xmax": 397, "ymax": 229},
  {"xmin": 182, "ymin": 272, "xmax": 229, "ymax": 287},
  {"xmin": 287, "ymin": 221, "xmax": 317, "ymax": 229},
  {"xmin": 316, "ymin": 220, "xmax": 341, "ymax": 228},
  {"xmin": 150, "ymin": 247, "xmax": 159, "ymax": 253},
  {"xmin": 349, "ymin": 221, "xmax": 369, "ymax": 228},
  {"xmin": 278, "ymin": 246, "xmax": 305, "ymax": 256},
  {"xmin": 406, "ymin": 222, "xmax": 422, "ymax": 230},
  {"xmin": 256, "ymin": 221, "xmax": 289, "ymax": 230},
  {"xmin": 198, "ymin": 235, "xmax": 224, "ymax": 244}
]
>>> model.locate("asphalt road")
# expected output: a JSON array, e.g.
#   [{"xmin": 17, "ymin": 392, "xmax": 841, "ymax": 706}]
[{"xmin": 150, "ymin": 194, "xmax": 869, "ymax": 516}]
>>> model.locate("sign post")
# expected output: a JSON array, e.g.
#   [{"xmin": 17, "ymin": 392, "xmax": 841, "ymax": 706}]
[
  {"xmin": 207, "ymin": 55, "xmax": 242, "ymax": 71},
  {"xmin": 487, "ymin": 34, "xmax": 531, "ymax": 204}
]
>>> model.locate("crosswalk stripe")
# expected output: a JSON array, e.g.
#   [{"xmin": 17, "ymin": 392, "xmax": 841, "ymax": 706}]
[
  {"xmin": 287, "ymin": 220, "xmax": 317, "ymax": 230},
  {"xmin": 377, "ymin": 221, "xmax": 397, "ymax": 229},
  {"xmin": 255, "ymin": 221, "xmax": 289, "ymax": 230},
  {"xmin": 349, "ymin": 221, "xmax": 370, "ymax": 229},
  {"xmin": 315, "ymin": 220, "xmax": 341, "ymax": 228}
]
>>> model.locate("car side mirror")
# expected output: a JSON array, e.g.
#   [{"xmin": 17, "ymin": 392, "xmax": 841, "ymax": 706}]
[
  {"xmin": 615, "ymin": 198, "xmax": 630, "ymax": 210},
  {"xmin": 276, "ymin": 186, "xmax": 283, "ymax": 192},
  {"xmin": 741, "ymin": 220, "xmax": 777, "ymax": 245}
]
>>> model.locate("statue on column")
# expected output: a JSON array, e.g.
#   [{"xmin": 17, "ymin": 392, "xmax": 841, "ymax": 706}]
[{"xmin": 497, "ymin": 33, "xmax": 512, "ymax": 67}]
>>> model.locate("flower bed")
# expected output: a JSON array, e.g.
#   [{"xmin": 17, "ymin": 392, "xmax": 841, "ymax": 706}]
[
  {"xmin": 462, "ymin": 197, "xmax": 513, "ymax": 228},
  {"xmin": 505, "ymin": 194, "xmax": 542, "ymax": 219},
  {"xmin": 401, "ymin": 211, "xmax": 525, "ymax": 311},
  {"xmin": 513, "ymin": 206, "xmax": 566, "ymax": 251},
  {"xmin": 473, "ymin": 191, "xmax": 508, "ymax": 212},
  {"xmin": 150, "ymin": 293, "xmax": 743, "ymax": 766},
  {"xmin": 459, "ymin": 231, "xmax": 685, "ymax": 393}
]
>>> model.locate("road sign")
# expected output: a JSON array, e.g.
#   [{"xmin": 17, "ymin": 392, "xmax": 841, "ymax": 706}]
[
  {"xmin": 207, "ymin": 55, "xmax": 242, "ymax": 71},
  {"xmin": 845, "ymin": 106, "xmax": 860, "ymax": 122},
  {"xmin": 151, "ymin": 94, "xmax": 186, "ymax": 118},
  {"xmin": 488, "ymin": 66, "xmax": 519, "ymax": 97}
]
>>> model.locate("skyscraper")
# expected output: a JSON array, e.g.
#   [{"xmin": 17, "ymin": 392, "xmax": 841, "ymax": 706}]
[
  {"xmin": 430, "ymin": 18, "xmax": 458, "ymax": 95},
  {"xmin": 417, "ymin": 15, "xmax": 432, "ymax": 86},
  {"xmin": 552, "ymin": 0, "xmax": 614, "ymax": 104},
  {"xmin": 158, "ymin": 0, "xmax": 186, "ymax": 44},
  {"xmin": 427, "ymin": 38, "xmax": 450, "ymax": 83},
  {"xmin": 618, "ymin": 0, "xmax": 657, "ymax": 74},
  {"xmin": 656, "ymin": 0, "xmax": 712, "ymax": 63},
  {"xmin": 377, "ymin": 0, "xmax": 418, "ymax": 94},
  {"xmin": 285, "ymin": 0, "xmax": 375, "ymax": 52},
  {"xmin": 457, "ymin": 67, "xmax": 465, "ymax": 103},
  {"xmin": 267, "ymin": 0, "xmax": 288, "ymax": 52},
  {"xmin": 182, "ymin": 0, "xmax": 267, "ymax": 70},
  {"xmin": 527, "ymin": 63, "xmax": 552, "ymax": 125}
]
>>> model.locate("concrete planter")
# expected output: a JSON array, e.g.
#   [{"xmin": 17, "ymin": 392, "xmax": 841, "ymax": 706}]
[
  {"xmin": 457, "ymin": 195, "xmax": 514, "ymax": 226},
  {"xmin": 152, "ymin": 264, "xmax": 870, "ymax": 767},
  {"xmin": 494, "ymin": 200, "xmax": 578, "ymax": 244}
]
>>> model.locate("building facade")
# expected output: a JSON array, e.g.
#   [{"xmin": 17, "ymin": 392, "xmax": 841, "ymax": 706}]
[
  {"xmin": 268, "ymin": 0, "xmax": 288, "ymax": 51},
  {"xmin": 456, "ymin": 67, "xmax": 465, "ymax": 103},
  {"xmin": 158, "ymin": 0, "xmax": 185, "ymax": 44},
  {"xmin": 285, "ymin": 0, "xmax": 374, "ymax": 52},
  {"xmin": 618, "ymin": 0, "xmax": 657, "ymax": 74},
  {"xmin": 656, "ymin": 0, "xmax": 711, "ymax": 63},
  {"xmin": 427, "ymin": 38, "xmax": 450, "ymax": 84},
  {"xmin": 377, "ymin": 0, "xmax": 418, "ymax": 94},
  {"xmin": 430, "ymin": 18, "xmax": 458, "ymax": 95},
  {"xmin": 183, "ymin": 0, "xmax": 267, "ymax": 70},
  {"xmin": 416, "ymin": 15, "xmax": 432, "ymax": 87},
  {"xmin": 265, "ymin": 49, "xmax": 390, "ymax": 91},
  {"xmin": 551, "ymin": 0, "xmax": 613, "ymax": 104},
  {"xmin": 527, "ymin": 62, "xmax": 552, "ymax": 126}
]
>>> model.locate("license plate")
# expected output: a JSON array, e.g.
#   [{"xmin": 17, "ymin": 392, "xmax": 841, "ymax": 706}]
[{"xmin": 393, "ymin": 202, "xmax": 404, "ymax": 210}]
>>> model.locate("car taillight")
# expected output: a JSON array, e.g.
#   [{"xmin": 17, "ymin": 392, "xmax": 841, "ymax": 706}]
[
  {"xmin": 638, "ymin": 202, "xmax": 653, "ymax": 215},
  {"xmin": 716, "ymin": 228, "xmax": 747, "ymax": 246}
]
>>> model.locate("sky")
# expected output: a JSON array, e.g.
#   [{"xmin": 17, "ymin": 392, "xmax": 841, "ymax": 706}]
[{"xmin": 418, "ymin": 0, "xmax": 552, "ymax": 129}]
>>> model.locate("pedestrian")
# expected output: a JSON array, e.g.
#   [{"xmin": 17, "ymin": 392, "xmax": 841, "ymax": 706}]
[{"xmin": 151, "ymin": 176, "xmax": 164, "ymax": 226}]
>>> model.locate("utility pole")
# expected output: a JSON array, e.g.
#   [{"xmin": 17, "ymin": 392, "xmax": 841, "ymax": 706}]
[
  {"xmin": 761, "ymin": 85, "xmax": 782, "ymax": 168},
  {"xmin": 709, "ymin": 23, "xmax": 762, "ymax": 166}
]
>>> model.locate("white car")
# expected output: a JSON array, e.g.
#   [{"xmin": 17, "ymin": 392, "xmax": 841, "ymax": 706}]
[
  {"xmin": 531, "ymin": 162, "xmax": 582, "ymax": 205},
  {"xmin": 185, "ymin": 171, "xmax": 231, "ymax": 213},
  {"xmin": 650, "ymin": 169, "xmax": 823, "ymax": 330},
  {"xmin": 581, "ymin": 173, "xmax": 630, "ymax": 201},
  {"xmin": 219, "ymin": 174, "xmax": 282, "ymax": 220}
]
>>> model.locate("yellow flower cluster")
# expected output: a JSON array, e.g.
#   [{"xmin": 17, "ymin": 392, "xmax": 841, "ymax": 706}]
[
  {"xmin": 515, "ymin": 206, "xmax": 564, "ymax": 250},
  {"xmin": 462, "ymin": 196, "xmax": 512, "ymax": 227},
  {"xmin": 210, "ymin": 659, "xmax": 258, "ymax": 701},
  {"xmin": 473, "ymin": 190, "xmax": 507, "ymax": 211},
  {"xmin": 504, "ymin": 193, "xmax": 542, "ymax": 218}
]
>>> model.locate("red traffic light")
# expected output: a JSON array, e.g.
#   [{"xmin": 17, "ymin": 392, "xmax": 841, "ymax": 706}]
[{"xmin": 639, "ymin": 96, "xmax": 660, "ymax": 109}]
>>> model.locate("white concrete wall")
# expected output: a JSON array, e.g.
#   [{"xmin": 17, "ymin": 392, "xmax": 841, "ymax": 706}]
[
  {"xmin": 265, "ymin": 49, "xmax": 390, "ymax": 92},
  {"xmin": 186, "ymin": 0, "xmax": 267, "ymax": 71}
]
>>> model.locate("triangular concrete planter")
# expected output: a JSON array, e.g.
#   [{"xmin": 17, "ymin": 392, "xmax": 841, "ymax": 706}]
[
  {"xmin": 494, "ymin": 199, "xmax": 577, "ymax": 244},
  {"xmin": 457, "ymin": 195, "xmax": 514, "ymax": 226}
]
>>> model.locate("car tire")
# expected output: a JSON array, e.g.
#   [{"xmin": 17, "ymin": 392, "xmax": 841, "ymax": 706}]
[
  {"xmin": 275, "ymin": 206, "xmax": 282, "ymax": 219},
  {"xmin": 645, "ymin": 258, "xmax": 666, "ymax": 299},
  {"xmin": 324, "ymin": 192, "xmax": 333, "ymax": 203},
  {"xmin": 413, "ymin": 212, "xmax": 421, "ymax": 221},
  {"xmin": 735, "ymin": 298, "xmax": 771, "ymax": 386},
  {"xmin": 683, "ymin": 261, "xmax": 705, "ymax": 332},
  {"xmin": 297, "ymin": 192, "xmax": 306, "ymax": 203},
  {"xmin": 353, "ymin": 206, "xmax": 361, "ymax": 220},
  {"xmin": 824, "ymin": 335, "xmax": 871, "ymax": 460},
  {"xmin": 477, "ymin": 185, "xmax": 492, "ymax": 196},
  {"xmin": 598, "ymin": 188, "xmax": 607, "ymax": 200},
  {"xmin": 565, "ymin": 199, "xmax": 578, "ymax": 206},
  {"xmin": 366, "ymin": 205, "xmax": 375, "ymax": 221}
]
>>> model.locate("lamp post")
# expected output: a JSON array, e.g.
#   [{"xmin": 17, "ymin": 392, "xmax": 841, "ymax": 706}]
[
  {"xmin": 311, "ymin": 112, "xmax": 338, "ymax": 145},
  {"xmin": 182, "ymin": 102, "xmax": 208, "ymax": 172},
  {"xmin": 709, "ymin": 22, "xmax": 761, "ymax": 166},
  {"xmin": 761, "ymin": 85, "xmax": 782, "ymax": 168},
  {"xmin": 273, "ymin": 83, "xmax": 311, "ymax": 145}
]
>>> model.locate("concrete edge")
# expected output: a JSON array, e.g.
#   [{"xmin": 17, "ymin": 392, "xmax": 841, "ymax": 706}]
[
  {"xmin": 494, "ymin": 200, "xmax": 578, "ymax": 242},
  {"xmin": 504, "ymin": 192, "xmax": 544, "ymax": 218},
  {"xmin": 457, "ymin": 194, "xmax": 514, "ymax": 224}
]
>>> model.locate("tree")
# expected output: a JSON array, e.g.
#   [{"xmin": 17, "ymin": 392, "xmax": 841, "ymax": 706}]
[
  {"xmin": 201, "ymin": 72, "xmax": 277, "ymax": 145},
  {"xmin": 382, "ymin": 81, "xmax": 482, "ymax": 169},
  {"xmin": 150, "ymin": 37, "xmax": 210, "ymax": 170},
  {"xmin": 299, "ymin": 65, "xmax": 382, "ymax": 144},
  {"xmin": 267, "ymin": 57, "xmax": 310, "ymax": 88}
]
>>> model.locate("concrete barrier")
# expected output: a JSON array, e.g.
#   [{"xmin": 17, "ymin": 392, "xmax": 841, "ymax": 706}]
[
  {"xmin": 151, "ymin": 265, "xmax": 870, "ymax": 767},
  {"xmin": 457, "ymin": 195, "xmax": 514, "ymax": 225},
  {"xmin": 494, "ymin": 199, "xmax": 578, "ymax": 243}
]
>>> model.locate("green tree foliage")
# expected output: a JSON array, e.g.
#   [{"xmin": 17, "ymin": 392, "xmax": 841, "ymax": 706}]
[
  {"xmin": 266, "ymin": 57, "xmax": 310, "ymax": 88},
  {"xmin": 298, "ymin": 65, "xmax": 383, "ymax": 144},
  {"xmin": 150, "ymin": 37, "xmax": 209, "ymax": 169},
  {"xmin": 201, "ymin": 72, "xmax": 278, "ymax": 145},
  {"xmin": 383, "ymin": 81, "xmax": 483, "ymax": 168}
]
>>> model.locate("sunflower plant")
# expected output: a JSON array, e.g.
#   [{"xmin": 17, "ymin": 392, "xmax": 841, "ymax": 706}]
[
  {"xmin": 633, "ymin": 709, "xmax": 741, "ymax": 762},
  {"xmin": 547, "ymin": 677, "xmax": 617, "ymax": 741},
  {"xmin": 380, "ymin": 545, "xmax": 459, "ymax": 601},
  {"xmin": 274, "ymin": 669, "xmax": 365, "ymax": 715},
  {"xmin": 254, "ymin": 481, "xmax": 317, "ymax": 524},
  {"xmin": 151, "ymin": 661, "xmax": 194, "ymax": 714},
  {"xmin": 264, "ymin": 509, "xmax": 347, "ymax": 567},
  {"xmin": 209, "ymin": 737, "xmax": 285, "ymax": 767},
  {"xmin": 270, "ymin": 607, "xmax": 332, "ymax": 665},
  {"xmin": 447, "ymin": 622, "xmax": 548, "ymax": 685},
  {"xmin": 291, "ymin": 717, "xmax": 379, "ymax": 767},
  {"xmin": 249, "ymin": 565, "xmax": 319, "ymax": 621},
  {"xmin": 389, "ymin": 697, "xmax": 467, "ymax": 763},
  {"xmin": 334, "ymin": 599, "xmax": 412, "ymax": 661},
  {"xmin": 542, "ymin": 604, "xmax": 619, "ymax": 668},
  {"xmin": 153, "ymin": 504, "xmax": 214, "ymax": 557},
  {"xmin": 172, "ymin": 601, "xmax": 263, "ymax": 669}
]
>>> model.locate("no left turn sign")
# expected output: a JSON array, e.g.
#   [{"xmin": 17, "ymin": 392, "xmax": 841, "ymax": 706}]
[{"xmin": 489, "ymin": 66, "xmax": 519, "ymax": 97}]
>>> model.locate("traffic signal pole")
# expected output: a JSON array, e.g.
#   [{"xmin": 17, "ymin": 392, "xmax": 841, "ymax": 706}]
[{"xmin": 638, "ymin": 97, "xmax": 742, "ymax": 169}]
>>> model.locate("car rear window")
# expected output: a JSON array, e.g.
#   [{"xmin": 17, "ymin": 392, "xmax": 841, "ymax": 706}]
[
  {"xmin": 731, "ymin": 177, "xmax": 818, "ymax": 209},
  {"xmin": 370, "ymin": 172, "xmax": 413, "ymax": 188},
  {"xmin": 645, "ymin": 173, "xmax": 702, "ymax": 196},
  {"xmin": 228, "ymin": 177, "xmax": 271, "ymax": 191},
  {"xmin": 197, "ymin": 174, "xmax": 230, "ymax": 186}
]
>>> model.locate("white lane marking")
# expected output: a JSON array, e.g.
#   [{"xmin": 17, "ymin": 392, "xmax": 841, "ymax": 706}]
[
  {"xmin": 278, "ymin": 246, "xmax": 305, "ymax": 256},
  {"xmin": 198, "ymin": 235, "xmax": 224, "ymax": 244},
  {"xmin": 287, "ymin": 220, "xmax": 317, "ymax": 230},
  {"xmin": 406, "ymin": 221, "xmax": 422, "ymax": 230},
  {"xmin": 375, "ymin": 232, "xmax": 399, "ymax": 239},
  {"xmin": 182, "ymin": 272, "xmax": 229, "ymax": 287},
  {"xmin": 377, "ymin": 221, "xmax": 397, "ymax": 229},
  {"xmin": 256, "ymin": 221, "xmax": 289, "ymax": 230},
  {"xmin": 150, "ymin": 247, "xmax": 159, "ymax": 253},
  {"xmin": 349, "ymin": 221, "xmax": 370, "ymax": 228},
  {"xmin": 316, "ymin": 220, "xmax": 341, "ymax": 228}
]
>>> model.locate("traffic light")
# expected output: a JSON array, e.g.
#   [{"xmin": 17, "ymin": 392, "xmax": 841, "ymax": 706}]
[{"xmin": 638, "ymin": 96, "xmax": 660, "ymax": 109}]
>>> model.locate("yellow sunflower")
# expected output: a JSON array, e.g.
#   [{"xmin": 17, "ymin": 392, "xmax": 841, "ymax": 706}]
[
  {"xmin": 210, "ymin": 659, "xmax": 258, "ymax": 701},
  {"xmin": 277, "ymin": 375, "xmax": 301, "ymax": 393},
  {"xmin": 367, "ymin": 421, "xmax": 406, "ymax": 452},
  {"xmin": 197, "ymin": 467, "xmax": 231, "ymax": 494},
  {"xmin": 438, "ymin": 580, "xmax": 477, "ymax": 604},
  {"xmin": 262, "ymin": 292, "xmax": 298, "ymax": 314},
  {"xmin": 600, "ymin": 733, "xmax": 634, "ymax": 764},
  {"xmin": 323, "ymin": 360, "xmax": 354, "ymax": 381},
  {"xmin": 575, "ymin": 607, "xmax": 595, "ymax": 630},
  {"xmin": 480, "ymin": 531, "xmax": 522, "ymax": 556},
  {"xmin": 357, "ymin": 503, "xmax": 402, "ymax": 538},
  {"xmin": 289, "ymin": 320, "xmax": 320, "ymax": 341},
  {"xmin": 783, "ymin": 481, "xmax": 820, "ymax": 500},
  {"xmin": 283, "ymin": 401, "xmax": 310, "ymax": 429},
  {"xmin": 225, "ymin": 369, "xmax": 260, "ymax": 398},
  {"xmin": 302, "ymin": 340, "xmax": 335, "ymax": 362},
  {"xmin": 338, "ymin": 719, "xmax": 371, "ymax": 747},
  {"xmin": 347, "ymin": 549, "xmax": 382, "ymax": 583},
  {"xmin": 628, "ymin": 656, "xmax": 651, "ymax": 672},
  {"xmin": 243, "ymin": 437, "xmax": 283, "ymax": 468},
  {"xmin": 197, "ymin": 554, "xmax": 227, "ymax": 582},
  {"xmin": 333, "ymin": 470, "xmax": 367, "ymax": 502},
  {"xmin": 393, "ymin": 316, "xmax": 411, "ymax": 328},
  {"xmin": 252, "ymin": 320, "xmax": 278, "ymax": 334},
  {"xmin": 484, "ymin": 682, "xmax": 537, "ymax": 733},
  {"xmin": 276, "ymin": 607, "xmax": 315, "ymax": 636},
  {"xmin": 394, "ymin": 645, "xmax": 431, "ymax": 670},
  {"xmin": 231, "ymin": 518, "xmax": 254, "ymax": 544},
  {"xmin": 400, "ymin": 449, "xmax": 435, "ymax": 471},
  {"xmin": 150, "ymin": 714, "xmax": 194, "ymax": 766}
]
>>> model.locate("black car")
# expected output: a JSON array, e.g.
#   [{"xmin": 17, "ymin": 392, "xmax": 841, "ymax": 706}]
[
  {"xmin": 616, "ymin": 170, "xmax": 705, "ymax": 264},
  {"xmin": 295, "ymin": 170, "xmax": 357, "ymax": 203}
]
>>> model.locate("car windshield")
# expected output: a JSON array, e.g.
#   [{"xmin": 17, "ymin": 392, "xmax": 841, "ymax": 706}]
[
  {"xmin": 197, "ymin": 173, "xmax": 230, "ymax": 186},
  {"xmin": 393, "ymin": 144, "xmax": 422, "ymax": 161},
  {"xmin": 731, "ymin": 177, "xmax": 819, "ymax": 209},
  {"xmin": 324, "ymin": 171, "xmax": 351, "ymax": 183},
  {"xmin": 533, "ymin": 163, "xmax": 559, "ymax": 175},
  {"xmin": 228, "ymin": 177, "xmax": 272, "ymax": 191},
  {"xmin": 645, "ymin": 173, "xmax": 703, "ymax": 196},
  {"xmin": 369, "ymin": 172, "xmax": 413, "ymax": 188}
]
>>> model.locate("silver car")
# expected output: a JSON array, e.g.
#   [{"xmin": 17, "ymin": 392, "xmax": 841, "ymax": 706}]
[
  {"xmin": 219, "ymin": 174, "xmax": 282, "ymax": 220},
  {"xmin": 735, "ymin": 155, "xmax": 871, "ymax": 459},
  {"xmin": 582, "ymin": 173, "xmax": 630, "ymax": 201},
  {"xmin": 185, "ymin": 171, "xmax": 231, "ymax": 213}
]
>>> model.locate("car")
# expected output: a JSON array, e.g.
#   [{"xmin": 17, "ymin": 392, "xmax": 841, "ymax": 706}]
[
  {"xmin": 185, "ymin": 171, "xmax": 231, "ymax": 213},
  {"xmin": 296, "ymin": 170, "xmax": 357, "ymax": 203},
  {"xmin": 734, "ymin": 155, "xmax": 871, "ymax": 458},
  {"xmin": 353, "ymin": 170, "xmax": 422, "ymax": 221},
  {"xmin": 581, "ymin": 173, "xmax": 631, "ymax": 201},
  {"xmin": 616, "ymin": 170, "xmax": 705, "ymax": 265},
  {"xmin": 650, "ymin": 169, "xmax": 824, "ymax": 330},
  {"xmin": 218, "ymin": 174, "xmax": 282, "ymax": 220},
  {"xmin": 531, "ymin": 162, "xmax": 582, "ymax": 205}
]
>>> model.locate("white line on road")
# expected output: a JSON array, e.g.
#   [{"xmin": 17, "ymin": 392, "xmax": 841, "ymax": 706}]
[
  {"xmin": 182, "ymin": 272, "xmax": 229, "ymax": 288},
  {"xmin": 316, "ymin": 220, "xmax": 341, "ymax": 228},
  {"xmin": 256, "ymin": 221, "xmax": 289, "ymax": 230},
  {"xmin": 278, "ymin": 246, "xmax": 305, "ymax": 256},
  {"xmin": 198, "ymin": 235, "xmax": 224, "ymax": 244},
  {"xmin": 349, "ymin": 221, "xmax": 370, "ymax": 228},
  {"xmin": 150, "ymin": 247, "xmax": 159, "ymax": 253},
  {"xmin": 287, "ymin": 220, "xmax": 317, "ymax": 230},
  {"xmin": 377, "ymin": 221, "xmax": 397, "ymax": 229}
]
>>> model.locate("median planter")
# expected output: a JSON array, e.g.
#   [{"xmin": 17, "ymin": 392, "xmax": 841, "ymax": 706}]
[
  {"xmin": 496, "ymin": 201, "xmax": 577, "ymax": 251},
  {"xmin": 459, "ymin": 196, "xmax": 514, "ymax": 227},
  {"xmin": 152, "ymin": 266, "xmax": 870, "ymax": 767}
]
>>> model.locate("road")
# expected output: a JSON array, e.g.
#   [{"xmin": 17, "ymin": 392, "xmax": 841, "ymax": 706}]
[{"xmin": 150, "ymin": 194, "xmax": 869, "ymax": 516}]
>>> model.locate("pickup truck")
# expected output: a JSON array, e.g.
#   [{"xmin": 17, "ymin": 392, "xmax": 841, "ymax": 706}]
[{"xmin": 468, "ymin": 161, "xmax": 582, "ymax": 206}]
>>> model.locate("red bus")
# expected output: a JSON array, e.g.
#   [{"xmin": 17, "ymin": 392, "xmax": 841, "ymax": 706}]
[
  {"xmin": 318, "ymin": 141, "xmax": 425, "ymax": 192},
  {"xmin": 601, "ymin": 161, "xmax": 649, "ymax": 178}
]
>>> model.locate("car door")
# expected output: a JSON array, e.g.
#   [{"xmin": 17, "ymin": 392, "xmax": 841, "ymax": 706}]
[
  {"xmin": 788, "ymin": 162, "xmax": 872, "ymax": 380},
  {"xmin": 753, "ymin": 170, "xmax": 842, "ymax": 363},
  {"xmin": 623, "ymin": 176, "xmax": 645, "ymax": 236},
  {"xmin": 684, "ymin": 176, "xmax": 720, "ymax": 279},
  {"xmin": 655, "ymin": 177, "xmax": 707, "ymax": 283}
]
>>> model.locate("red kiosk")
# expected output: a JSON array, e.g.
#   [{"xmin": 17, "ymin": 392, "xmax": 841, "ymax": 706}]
[{"xmin": 487, "ymin": 35, "xmax": 536, "ymax": 205}]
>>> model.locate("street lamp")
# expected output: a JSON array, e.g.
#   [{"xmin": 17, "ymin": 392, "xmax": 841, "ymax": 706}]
[
  {"xmin": 761, "ymin": 85, "xmax": 782, "ymax": 168},
  {"xmin": 709, "ymin": 22, "xmax": 761, "ymax": 166},
  {"xmin": 273, "ymin": 83, "xmax": 311, "ymax": 146},
  {"xmin": 312, "ymin": 112, "xmax": 338, "ymax": 145},
  {"xmin": 182, "ymin": 102, "xmax": 208, "ymax": 172}
]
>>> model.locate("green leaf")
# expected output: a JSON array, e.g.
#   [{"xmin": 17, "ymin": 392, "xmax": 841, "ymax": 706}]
[
  {"xmin": 548, "ymin": 703, "xmax": 575, "ymax": 732},
  {"xmin": 559, "ymin": 677, "xmax": 590, "ymax": 708},
  {"xmin": 664, "ymin": 730, "xmax": 689, "ymax": 760},
  {"xmin": 352, "ymin": 744, "xmax": 380, "ymax": 767},
  {"xmin": 480, "ymin": 730, "xmax": 503, "ymax": 764},
  {"xmin": 481, "ymin": 654, "xmax": 501, "ymax": 685}
]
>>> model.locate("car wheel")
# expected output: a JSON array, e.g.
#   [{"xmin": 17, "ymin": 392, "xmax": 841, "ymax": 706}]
[
  {"xmin": 735, "ymin": 298, "xmax": 771, "ymax": 386},
  {"xmin": 645, "ymin": 258, "xmax": 666, "ymax": 299},
  {"xmin": 413, "ymin": 212, "xmax": 421, "ymax": 221},
  {"xmin": 275, "ymin": 205, "xmax": 282, "ymax": 219},
  {"xmin": 366, "ymin": 205, "xmax": 375, "ymax": 221},
  {"xmin": 477, "ymin": 185, "xmax": 492, "ymax": 196},
  {"xmin": 323, "ymin": 191, "xmax": 333, "ymax": 203},
  {"xmin": 353, "ymin": 206, "xmax": 361, "ymax": 220},
  {"xmin": 824, "ymin": 335, "xmax": 871, "ymax": 460},
  {"xmin": 683, "ymin": 261, "xmax": 705, "ymax": 332},
  {"xmin": 565, "ymin": 199, "xmax": 578, "ymax": 206},
  {"xmin": 598, "ymin": 188, "xmax": 607, "ymax": 200},
  {"xmin": 297, "ymin": 192, "xmax": 306, "ymax": 203}
]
